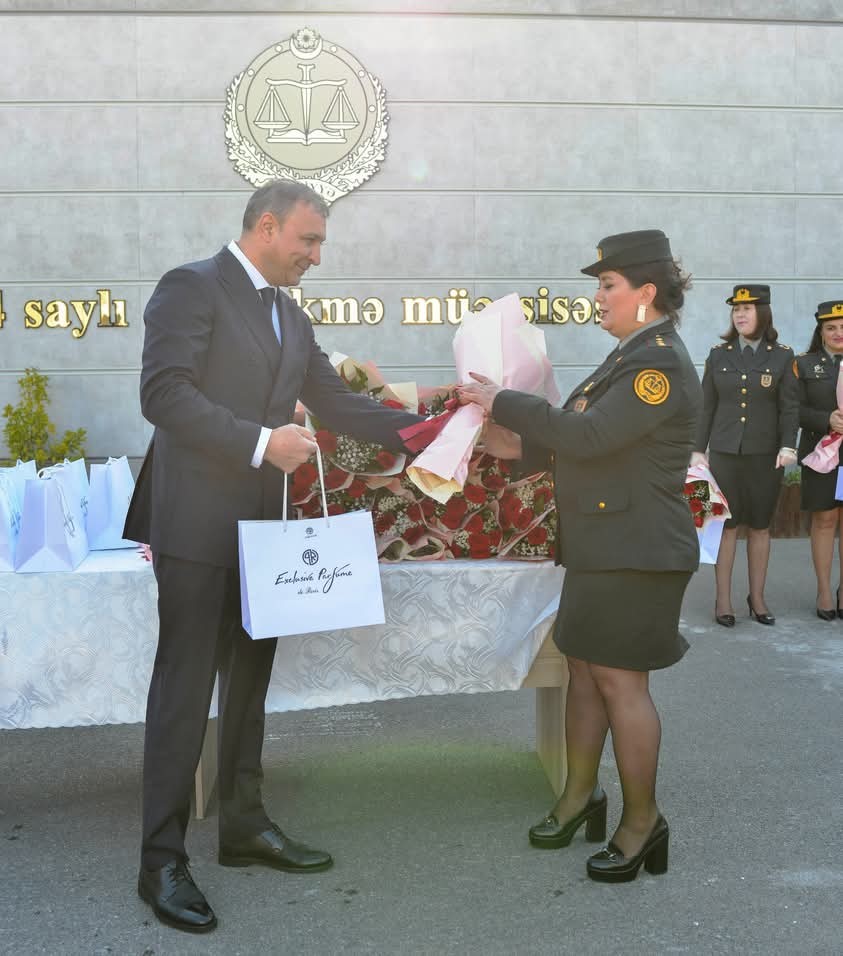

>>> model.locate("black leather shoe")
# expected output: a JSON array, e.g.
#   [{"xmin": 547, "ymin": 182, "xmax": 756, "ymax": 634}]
[
  {"xmin": 714, "ymin": 609, "xmax": 735, "ymax": 627},
  {"xmin": 747, "ymin": 596, "xmax": 775, "ymax": 626},
  {"xmin": 586, "ymin": 815, "xmax": 669, "ymax": 883},
  {"xmin": 529, "ymin": 789, "xmax": 607, "ymax": 849},
  {"xmin": 836, "ymin": 587, "xmax": 843, "ymax": 620},
  {"xmin": 219, "ymin": 823, "xmax": 333, "ymax": 872},
  {"xmin": 816, "ymin": 607, "xmax": 836, "ymax": 621},
  {"xmin": 137, "ymin": 860, "xmax": 217, "ymax": 933}
]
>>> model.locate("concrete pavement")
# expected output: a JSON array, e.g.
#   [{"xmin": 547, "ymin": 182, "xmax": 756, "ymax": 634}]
[{"xmin": 1, "ymin": 538, "xmax": 840, "ymax": 955}]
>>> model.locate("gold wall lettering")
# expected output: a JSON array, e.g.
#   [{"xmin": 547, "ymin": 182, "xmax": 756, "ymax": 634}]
[
  {"xmin": 0, "ymin": 287, "xmax": 597, "ymax": 336},
  {"xmin": 18, "ymin": 290, "xmax": 127, "ymax": 339}
]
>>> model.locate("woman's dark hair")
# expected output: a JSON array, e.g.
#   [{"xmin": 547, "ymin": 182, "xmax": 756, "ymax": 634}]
[
  {"xmin": 720, "ymin": 304, "xmax": 778, "ymax": 343},
  {"xmin": 808, "ymin": 323, "xmax": 826, "ymax": 353},
  {"xmin": 616, "ymin": 258, "xmax": 692, "ymax": 325}
]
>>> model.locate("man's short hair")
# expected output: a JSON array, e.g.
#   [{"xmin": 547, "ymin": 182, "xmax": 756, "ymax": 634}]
[{"xmin": 242, "ymin": 180, "xmax": 329, "ymax": 231}]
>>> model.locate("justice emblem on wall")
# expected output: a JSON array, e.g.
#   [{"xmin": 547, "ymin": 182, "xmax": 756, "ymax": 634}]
[{"xmin": 224, "ymin": 27, "xmax": 388, "ymax": 203}]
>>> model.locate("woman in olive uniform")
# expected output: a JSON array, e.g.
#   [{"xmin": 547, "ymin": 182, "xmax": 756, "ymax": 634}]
[
  {"xmin": 458, "ymin": 230, "xmax": 701, "ymax": 884},
  {"xmin": 795, "ymin": 300, "xmax": 843, "ymax": 619},
  {"xmin": 692, "ymin": 285, "xmax": 798, "ymax": 627}
]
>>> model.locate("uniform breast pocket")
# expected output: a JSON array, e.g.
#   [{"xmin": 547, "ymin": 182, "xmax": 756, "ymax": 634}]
[{"xmin": 577, "ymin": 487, "xmax": 629, "ymax": 515}]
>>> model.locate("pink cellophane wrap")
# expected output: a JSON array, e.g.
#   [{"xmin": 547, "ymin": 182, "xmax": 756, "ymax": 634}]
[
  {"xmin": 405, "ymin": 293, "xmax": 561, "ymax": 503},
  {"xmin": 802, "ymin": 362, "xmax": 843, "ymax": 473},
  {"xmin": 686, "ymin": 461, "xmax": 731, "ymax": 564}
]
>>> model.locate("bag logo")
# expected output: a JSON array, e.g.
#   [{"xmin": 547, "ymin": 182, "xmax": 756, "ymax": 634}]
[
  {"xmin": 633, "ymin": 369, "xmax": 670, "ymax": 405},
  {"xmin": 302, "ymin": 548, "xmax": 319, "ymax": 566},
  {"xmin": 224, "ymin": 27, "xmax": 389, "ymax": 204}
]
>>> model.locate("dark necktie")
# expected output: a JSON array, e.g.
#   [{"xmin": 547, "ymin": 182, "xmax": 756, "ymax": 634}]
[
  {"xmin": 742, "ymin": 344, "xmax": 754, "ymax": 367},
  {"xmin": 259, "ymin": 286, "xmax": 282, "ymax": 346},
  {"xmin": 834, "ymin": 354, "xmax": 841, "ymax": 374}
]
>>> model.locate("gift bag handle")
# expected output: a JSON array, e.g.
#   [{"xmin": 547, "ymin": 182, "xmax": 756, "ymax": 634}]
[{"xmin": 282, "ymin": 445, "xmax": 329, "ymax": 531}]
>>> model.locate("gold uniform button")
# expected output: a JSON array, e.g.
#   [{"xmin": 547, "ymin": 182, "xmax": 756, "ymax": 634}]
[
  {"xmin": 741, "ymin": 388, "xmax": 747, "ymax": 394},
  {"xmin": 741, "ymin": 374, "xmax": 747, "ymax": 380},
  {"xmin": 740, "ymin": 416, "xmax": 746, "ymax": 422},
  {"xmin": 741, "ymin": 402, "xmax": 747, "ymax": 408},
  {"xmin": 598, "ymin": 501, "xmax": 606, "ymax": 510}
]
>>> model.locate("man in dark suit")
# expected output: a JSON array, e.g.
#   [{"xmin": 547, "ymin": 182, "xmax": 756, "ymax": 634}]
[{"xmin": 125, "ymin": 180, "xmax": 422, "ymax": 933}]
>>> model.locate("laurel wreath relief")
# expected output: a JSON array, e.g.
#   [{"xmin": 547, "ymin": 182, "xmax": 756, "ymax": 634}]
[{"xmin": 223, "ymin": 70, "xmax": 389, "ymax": 204}]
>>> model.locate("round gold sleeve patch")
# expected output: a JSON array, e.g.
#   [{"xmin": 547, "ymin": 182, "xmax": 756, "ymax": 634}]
[{"xmin": 633, "ymin": 369, "xmax": 670, "ymax": 405}]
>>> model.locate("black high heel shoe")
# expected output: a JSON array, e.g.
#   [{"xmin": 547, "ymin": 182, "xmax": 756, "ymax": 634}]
[
  {"xmin": 528, "ymin": 790, "xmax": 607, "ymax": 849},
  {"xmin": 586, "ymin": 815, "xmax": 669, "ymax": 883},
  {"xmin": 747, "ymin": 596, "xmax": 775, "ymax": 626},
  {"xmin": 837, "ymin": 588, "xmax": 843, "ymax": 620},
  {"xmin": 816, "ymin": 597, "xmax": 836, "ymax": 621},
  {"xmin": 714, "ymin": 606, "xmax": 735, "ymax": 627}
]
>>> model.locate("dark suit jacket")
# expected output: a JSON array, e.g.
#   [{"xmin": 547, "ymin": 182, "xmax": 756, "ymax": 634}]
[
  {"xmin": 695, "ymin": 340, "xmax": 798, "ymax": 455},
  {"xmin": 795, "ymin": 349, "xmax": 838, "ymax": 462},
  {"xmin": 491, "ymin": 322, "xmax": 702, "ymax": 573},
  {"xmin": 124, "ymin": 246, "xmax": 420, "ymax": 568}
]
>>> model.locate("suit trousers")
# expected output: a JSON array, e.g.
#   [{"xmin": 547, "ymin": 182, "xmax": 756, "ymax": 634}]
[{"xmin": 141, "ymin": 553, "xmax": 278, "ymax": 868}]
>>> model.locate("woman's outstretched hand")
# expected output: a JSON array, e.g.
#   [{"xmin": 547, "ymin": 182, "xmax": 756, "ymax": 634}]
[{"xmin": 456, "ymin": 371, "xmax": 502, "ymax": 413}]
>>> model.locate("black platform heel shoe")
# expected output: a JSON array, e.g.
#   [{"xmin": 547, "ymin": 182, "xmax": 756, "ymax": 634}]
[
  {"xmin": 586, "ymin": 815, "xmax": 669, "ymax": 883},
  {"xmin": 747, "ymin": 596, "xmax": 775, "ymax": 626},
  {"xmin": 529, "ymin": 790, "xmax": 607, "ymax": 849},
  {"xmin": 714, "ymin": 606, "xmax": 735, "ymax": 627}
]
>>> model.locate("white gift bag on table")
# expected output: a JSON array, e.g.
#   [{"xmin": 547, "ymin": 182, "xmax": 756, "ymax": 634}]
[
  {"xmin": 14, "ymin": 465, "xmax": 90, "ymax": 572},
  {"xmin": 239, "ymin": 449, "xmax": 385, "ymax": 639},
  {"xmin": 87, "ymin": 456, "xmax": 136, "ymax": 550},
  {"xmin": 0, "ymin": 460, "xmax": 37, "ymax": 570}
]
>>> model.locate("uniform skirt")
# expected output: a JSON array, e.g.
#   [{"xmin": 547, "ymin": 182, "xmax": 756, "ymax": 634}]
[
  {"xmin": 709, "ymin": 451, "xmax": 782, "ymax": 529},
  {"xmin": 800, "ymin": 464, "xmax": 843, "ymax": 512},
  {"xmin": 553, "ymin": 569, "xmax": 691, "ymax": 672}
]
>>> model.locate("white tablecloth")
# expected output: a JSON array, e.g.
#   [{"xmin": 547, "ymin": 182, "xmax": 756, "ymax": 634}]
[{"xmin": 0, "ymin": 551, "xmax": 563, "ymax": 730}]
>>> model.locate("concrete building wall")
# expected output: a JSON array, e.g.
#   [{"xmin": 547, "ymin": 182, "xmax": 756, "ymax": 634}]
[{"xmin": 1, "ymin": 2, "xmax": 841, "ymax": 460}]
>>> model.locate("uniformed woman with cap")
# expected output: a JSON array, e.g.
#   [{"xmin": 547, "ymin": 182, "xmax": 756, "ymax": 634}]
[
  {"xmin": 795, "ymin": 299, "xmax": 843, "ymax": 619},
  {"xmin": 458, "ymin": 230, "xmax": 701, "ymax": 884},
  {"xmin": 692, "ymin": 285, "xmax": 798, "ymax": 628}
]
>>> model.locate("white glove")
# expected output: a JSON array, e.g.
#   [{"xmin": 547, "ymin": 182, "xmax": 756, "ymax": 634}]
[
  {"xmin": 776, "ymin": 447, "xmax": 798, "ymax": 469},
  {"xmin": 690, "ymin": 451, "xmax": 709, "ymax": 468}
]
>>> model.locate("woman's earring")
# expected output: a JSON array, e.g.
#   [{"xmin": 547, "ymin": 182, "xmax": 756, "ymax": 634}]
[{"xmin": 636, "ymin": 304, "xmax": 647, "ymax": 324}]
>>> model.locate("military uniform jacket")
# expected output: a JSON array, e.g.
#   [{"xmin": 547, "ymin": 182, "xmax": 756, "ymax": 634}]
[
  {"xmin": 795, "ymin": 350, "xmax": 839, "ymax": 462},
  {"xmin": 695, "ymin": 339, "xmax": 798, "ymax": 455},
  {"xmin": 491, "ymin": 321, "xmax": 702, "ymax": 573}
]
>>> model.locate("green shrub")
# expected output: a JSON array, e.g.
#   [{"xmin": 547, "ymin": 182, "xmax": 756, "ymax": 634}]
[{"xmin": 2, "ymin": 368, "xmax": 86, "ymax": 469}]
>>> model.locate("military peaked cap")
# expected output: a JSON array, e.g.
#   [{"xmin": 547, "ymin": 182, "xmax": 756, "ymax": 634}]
[
  {"xmin": 726, "ymin": 284, "xmax": 770, "ymax": 306},
  {"xmin": 581, "ymin": 229, "xmax": 673, "ymax": 277},
  {"xmin": 815, "ymin": 300, "xmax": 843, "ymax": 322}
]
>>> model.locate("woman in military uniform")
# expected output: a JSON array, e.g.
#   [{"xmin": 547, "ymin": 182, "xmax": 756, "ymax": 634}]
[
  {"xmin": 795, "ymin": 300, "xmax": 843, "ymax": 619},
  {"xmin": 692, "ymin": 285, "xmax": 798, "ymax": 628},
  {"xmin": 458, "ymin": 230, "xmax": 700, "ymax": 884}
]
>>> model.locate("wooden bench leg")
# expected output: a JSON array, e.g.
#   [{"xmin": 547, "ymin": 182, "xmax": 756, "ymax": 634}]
[
  {"xmin": 535, "ymin": 667, "xmax": 568, "ymax": 797},
  {"xmin": 193, "ymin": 717, "xmax": 218, "ymax": 819}
]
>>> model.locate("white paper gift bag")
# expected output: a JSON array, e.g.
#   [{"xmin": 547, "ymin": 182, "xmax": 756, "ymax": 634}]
[
  {"xmin": 87, "ymin": 456, "xmax": 137, "ymax": 550},
  {"xmin": 50, "ymin": 458, "xmax": 90, "ymax": 525},
  {"xmin": 239, "ymin": 450, "xmax": 385, "ymax": 639},
  {"xmin": 14, "ymin": 467, "xmax": 90, "ymax": 572},
  {"xmin": 0, "ymin": 461, "xmax": 37, "ymax": 570}
]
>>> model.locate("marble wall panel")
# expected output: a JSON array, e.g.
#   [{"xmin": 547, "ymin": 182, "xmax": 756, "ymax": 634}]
[
  {"xmin": 472, "ymin": 193, "xmax": 646, "ymax": 278},
  {"xmin": 0, "ymin": 195, "xmax": 140, "ymax": 280},
  {"xmin": 0, "ymin": 15, "xmax": 137, "ymax": 100},
  {"xmin": 135, "ymin": 14, "xmax": 638, "ymax": 104},
  {"xmin": 137, "ymin": 191, "xmax": 246, "ymax": 280},
  {"xmin": 472, "ymin": 106, "xmax": 638, "ymax": 191},
  {"xmin": 137, "ymin": 106, "xmax": 244, "ymax": 191},
  {"xmin": 636, "ymin": 108, "xmax": 797, "ymax": 193},
  {"xmin": 0, "ymin": 106, "xmax": 138, "ymax": 191},
  {"xmin": 0, "ymin": 284, "xmax": 143, "ymax": 369},
  {"xmin": 795, "ymin": 25, "xmax": 843, "ymax": 107},
  {"xmin": 794, "ymin": 198, "xmax": 843, "ymax": 279},
  {"xmin": 0, "ymin": 369, "xmax": 150, "ymax": 460},
  {"xmin": 794, "ymin": 112, "xmax": 843, "ymax": 194},
  {"xmin": 635, "ymin": 21, "xmax": 796, "ymax": 107}
]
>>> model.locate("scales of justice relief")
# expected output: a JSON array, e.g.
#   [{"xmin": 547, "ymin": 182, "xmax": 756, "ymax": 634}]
[{"xmin": 224, "ymin": 27, "xmax": 389, "ymax": 203}]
